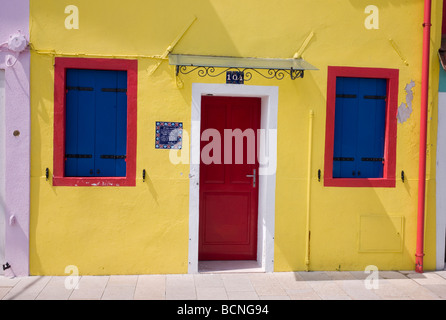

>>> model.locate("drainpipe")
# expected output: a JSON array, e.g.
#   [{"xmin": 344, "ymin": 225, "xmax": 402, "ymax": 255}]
[{"xmin": 416, "ymin": 0, "xmax": 432, "ymax": 273}]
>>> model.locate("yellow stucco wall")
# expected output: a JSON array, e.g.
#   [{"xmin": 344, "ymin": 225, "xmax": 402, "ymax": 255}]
[{"xmin": 29, "ymin": 0, "xmax": 441, "ymax": 275}]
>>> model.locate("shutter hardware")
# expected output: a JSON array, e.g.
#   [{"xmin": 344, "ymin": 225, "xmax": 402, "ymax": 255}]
[
  {"xmin": 67, "ymin": 86, "xmax": 93, "ymax": 91},
  {"xmin": 336, "ymin": 94, "xmax": 386, "ymax": 100},
  {"xmin": 364, "ymin": 95, "xmax": 387, "ymax": 100},
  {"xmin": 333, "ymin": 157, "xmax": 354, "ymax": 161},
  {"xmin": 361, "ymin": 157, "xmax": 384, "ymax": 162},
  {"xmin": 336, "ymin": 94, "xmax": 357, "ymax": 99},
  {"xmin": 101, "ymin": 88, "xmax": 127, "ymax": 93},
  {"xmin": 100, "ymin": 155, "xmax": 127, "ymax": 159}
]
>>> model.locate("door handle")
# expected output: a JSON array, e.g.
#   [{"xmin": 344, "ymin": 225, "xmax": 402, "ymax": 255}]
[{"xmin": 246, "ymin": 169, "xmax": 256, "ymax": 188}]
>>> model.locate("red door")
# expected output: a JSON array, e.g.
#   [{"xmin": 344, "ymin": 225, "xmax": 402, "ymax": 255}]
[{"xmin": 199, "ymin": 96, "xmax": 261, "ymax": 260}]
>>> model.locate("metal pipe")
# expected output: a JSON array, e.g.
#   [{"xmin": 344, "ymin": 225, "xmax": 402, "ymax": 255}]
[
  {"xmin": 305, "ymin": 110, "xmax": 314, "ymax": 271},
  {"xmin": 416, "ymin": 0, "xmax": 432, "ymax": 273}
]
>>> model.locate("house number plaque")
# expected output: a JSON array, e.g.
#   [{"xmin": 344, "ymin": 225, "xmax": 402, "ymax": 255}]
[{"xmin": 226, "ymin": 71, "xmax": 244, "ymax": 84}]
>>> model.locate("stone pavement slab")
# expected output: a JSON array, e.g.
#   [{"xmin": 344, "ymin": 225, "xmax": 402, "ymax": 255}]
[
  {"xmin": 1, "ymin": 270, "xmax": 446, "ymax": 300},
  {"xmin": 69, "ymin": 276, "xmax": 109, "ymax": 300},
  {"xmin": 101, "ymin": 275, "xmax": 138, "ymax": 300},
  {"xmin": 3, "ymin": 276, "xmax": 51, "ymax": 300},
  {"xmin": 166, "ymin": 274, "xmax": 196, "ymax": 300},
  {"xmin": 0, "ymin": 287, "xmax": 12, "ymax": 300},
  {"xmin": 134, "ymin": 275, "xmax": 166, "ymax": 300},
  {"xmin": 36, "ymin": 276, "xmax": 74, "ymax": 300}
]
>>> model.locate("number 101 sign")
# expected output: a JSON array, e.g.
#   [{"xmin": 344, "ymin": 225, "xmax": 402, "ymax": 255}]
[{"xmin": 226, "ymin": 71, "xmax": 244, "ymax": 84}]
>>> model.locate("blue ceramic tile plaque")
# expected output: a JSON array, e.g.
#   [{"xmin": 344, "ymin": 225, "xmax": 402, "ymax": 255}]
[{"xmin": 155, "ymin": 122, "xmax": 183, "ymax": 149}]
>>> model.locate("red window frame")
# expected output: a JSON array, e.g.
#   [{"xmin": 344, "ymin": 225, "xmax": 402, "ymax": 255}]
[
  {"xmin": 324, "ymin": 66, "xmax": 398, "ymax": 188},
  {"xmin": 53, "ymin": 57, "xmax": 137, "ymax": 187}
]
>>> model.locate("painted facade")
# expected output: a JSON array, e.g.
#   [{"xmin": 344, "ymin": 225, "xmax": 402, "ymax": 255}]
[
  {"xmin": 0, "ymin": 0, "xmax": 30, "ymax": 277},
  {"xmin": 26, "ymin": 0, "xmax": 443, "ymax": 276}
]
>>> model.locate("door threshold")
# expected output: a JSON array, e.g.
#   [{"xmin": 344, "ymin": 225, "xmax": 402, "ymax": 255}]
[{"xmin": 198, "ymin": 260, "xmax": 265, "ymax": 274}]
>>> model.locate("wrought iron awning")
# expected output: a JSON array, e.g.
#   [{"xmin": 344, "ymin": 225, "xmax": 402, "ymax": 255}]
[{"xmin": 169, "ymin": 54, "xmax": 318, "ymax": 81}]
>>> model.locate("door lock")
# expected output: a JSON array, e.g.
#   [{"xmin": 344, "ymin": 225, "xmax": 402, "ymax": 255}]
[{"xmin": 246, "ymin": 169, "xmax": 257, "ymax": 188}]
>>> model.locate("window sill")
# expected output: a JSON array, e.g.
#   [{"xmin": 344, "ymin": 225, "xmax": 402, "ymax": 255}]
[
  {"xmin": 324, "ymin": 178, "xmax": 395, "ymax": 188},
  {"xmin": 52, "ymin": 176, "xmax": 135, "ymax": 187}
]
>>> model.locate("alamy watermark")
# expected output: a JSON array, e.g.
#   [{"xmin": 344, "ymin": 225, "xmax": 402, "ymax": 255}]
[
  {"xmin": 169, "ymin": 126, "xmax": 277, "ymax": 176},
  {"xmin": 64, "ymin": 265, "xmax": 80, "ymax": 290},
  {"xmin": 364, "ymin": 265, "xmax": 379, "ymax": 289},
  {"xmin": 364, "ymin": 5, "xmax": 379, "ymax": 30},
  {"xmin": 65, "ymin": 5, "xmax": 79, "ymax": 30}
]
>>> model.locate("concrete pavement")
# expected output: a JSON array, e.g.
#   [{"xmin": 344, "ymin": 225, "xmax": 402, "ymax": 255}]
[{"xmin": 1, "ymin": 269, "xmax": 446, "ymax": 300}]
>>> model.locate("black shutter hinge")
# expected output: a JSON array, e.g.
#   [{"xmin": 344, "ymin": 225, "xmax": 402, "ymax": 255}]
[
  {"xmin": 65, "ymin": 154, "xmax": 93, "ymax": 159},
  {"xmin": 100, "ymin": 155, "xmax": 127, "ymax": 160},
  {"xmin": 101, "ymin": 88, "xmax": 127, "ymax": 93},
  {"xmin": 361, "ymin": 157, "xmax": 384, "ymax": 162},
  {"xmin": 67, "ymin": 86, "xmax": 93, "ymax": 91},
  {"xmin": 333, "ymin": 157, "xmax": 354, "ymax": 161},
  {"xmin": 336, "ymin": 94, "xmax": 357, "ymax": 99}
]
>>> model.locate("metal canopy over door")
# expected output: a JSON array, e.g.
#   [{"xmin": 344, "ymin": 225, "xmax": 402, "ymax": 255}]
[
  {"xmin": 0, "ymin": 70, "xmax": 5, "ymax": 274},
  {"xmin": 199, "ymin": 96, "xmax": 260, "ymax": 260}
]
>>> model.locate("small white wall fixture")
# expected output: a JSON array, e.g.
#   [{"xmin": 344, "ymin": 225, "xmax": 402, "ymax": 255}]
[{"xmin": 188, "ymin": 83, "xmax": 278, "ymax": 273}]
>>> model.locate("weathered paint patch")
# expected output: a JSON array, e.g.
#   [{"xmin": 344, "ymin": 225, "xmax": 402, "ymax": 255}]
[{"xmin": 397, "ymin": 80, "xmax": 415, "ymax": 124}]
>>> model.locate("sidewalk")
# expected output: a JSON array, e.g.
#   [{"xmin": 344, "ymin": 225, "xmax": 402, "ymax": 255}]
[{"xmin": 1, "ymin": 270, "xmax": 446, "ymax": 300}]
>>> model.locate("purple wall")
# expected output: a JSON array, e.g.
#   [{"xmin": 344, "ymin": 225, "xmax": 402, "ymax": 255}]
[{"xmin": 0, "ymin": 0, "xmax": 30, "ymax": 277}]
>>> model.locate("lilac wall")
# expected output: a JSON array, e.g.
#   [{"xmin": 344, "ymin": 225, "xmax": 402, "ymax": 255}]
[
  {"xmin": 0, "ymin": 0, "xmax": 30, "ymax": 277},
  {"xmin": 0, "ymin": 70, "xmax": 5, "ymax": 275}
]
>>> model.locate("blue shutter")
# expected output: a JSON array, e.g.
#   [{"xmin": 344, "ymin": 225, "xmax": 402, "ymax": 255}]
[
  {"xmin": 333, "ymin": 77, "xmax": 386, "ymax": 179},
  {"xmin": 356, "ymin": 78, "xmax": 386, "ymax": 178},
  {"xmin": 333, "ymin": 77, "xmax": 359, "ymax": 178},
  {"xmin": 65, "ymin": 69, "xmax": 79, "ymax": 177},
  {"xmin": 65, "ymin": 69, "xmax": 96, "ymax": 177},
  {"xmin": 94, "ymin": 70, "xmax": 118, "ymax": 177},
  {"xmin": 65, "ymin": 69, "xmax": 127, "ymax": 178},
  {"xmin": 94, "ymin": 70, "xmax": 127, "ymax": 177},
  {"xmin": 115, "ymin": 71, "xmax": 128, "ymax": 177}
]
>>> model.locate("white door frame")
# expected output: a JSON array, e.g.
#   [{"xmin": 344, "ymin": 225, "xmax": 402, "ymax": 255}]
[
  {"xmin": 188, "ymin": 83, "xmax": 278, "ymax": 273},
  {"xmin": 437, "ymin": 92, "xmax": 446, "ymax": 270}
]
